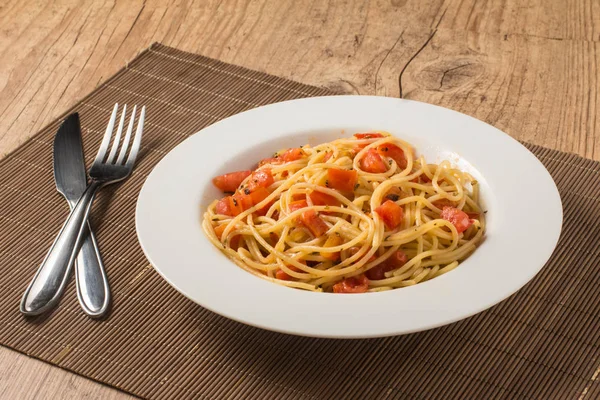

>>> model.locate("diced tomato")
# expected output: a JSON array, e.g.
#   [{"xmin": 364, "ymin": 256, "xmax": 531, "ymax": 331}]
[
  {"xmin": 248, "ymin": 187, "xmax": 272, "ymax": 216},
  {"xmin": 375, "ymin": 200, "xmax": 404, "ymax": 230},
  {"xmin": 215, "ymin": 196, "xmax": 242, "ymax": 216},
  {"xmin": 366, "ymin": 263, "xmax": 394, "ymax": 280},
  {"xmin": 289, "ymin": 200, "xmax": 308, "ymax": 213},
  {"xmin": 280, "ymin": 148, "xmax": 306, "ymax": 162},
  {"xmin": 323, "ymin": 152, "xmax": 333, "ymax": 162},
  {"xmin": 213, "ymin": 224, "xmax": 227, "ymax": 239},
  {"xmin": 300, "ymin": 210, "xmax": 329, "ymax": 237},
  {"xmin": 432, "ymin": 199, "xmax": 456, "ymax": 209},
  {"xmin": 333, "ymin": 274, "xmax": 369, "ymax": 293},
  {"xmin": 377, "ymin": 144, "xmax": 407, "ymax": 169},
  {"xmin": 387, "ymin": 250, "xmax": 408, "ymax": 268},
  {"xmin": 327, "ymin": 168, "xmax": 358, "ymax": 192},
  {"xmin": 276, "ymin": 264, "xmax": 302, "ymax": 281},
  {"xmin": 384, "ymin": 186, "xmax": 403, "ymax": 202},
  {"xmin": 216, "ymin": 187, "xmax": 271, "ymax": 217},
  {"xmin": 321, "ymin": 234, "xmax": 343, "ymax": 261},
  {"xmin": 213, "ymin": 224, "xmax": 240, "ymax": 248},
  {"xmin": 441, "ymin": 206, "xmax": 473, "ymax": 233},
  {"xmin": 245, "ymin": 169, "xmax": 274, "ymax": 192},
  {"xmin": 309, "ymin": 190, "xmax": 341, "ymax": 207},
  {"xmin": 354, "ymin": 133, "xmax": 385, "ymax": 139},
  {"xmin": 248, "ymin": 187, "xmax": 270, "ymax": 205},
  {"xmin": 212, "ymin": 170, "xmax": 252, "ymax": 193},
  {"xmin": 365, "ymin": 250, "xmax": 407, "ymax": 280},
  {"xmin": 360, "ymin": 149, "xmax": 388, "ymax": 173}
]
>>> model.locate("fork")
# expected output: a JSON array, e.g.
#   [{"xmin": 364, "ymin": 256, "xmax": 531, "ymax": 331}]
[{"xmin": 20, "ymin": 104, "xmax": 145, "ymax": 316}]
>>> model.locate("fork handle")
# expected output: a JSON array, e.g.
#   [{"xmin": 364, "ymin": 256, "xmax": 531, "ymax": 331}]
[
  {"xmin": 75, "ymin": 222, "xmax": 110, "ymax": 317},
  {"xmin": 20, "ymin": 181, "xmax": 101, "ymax": 316}
]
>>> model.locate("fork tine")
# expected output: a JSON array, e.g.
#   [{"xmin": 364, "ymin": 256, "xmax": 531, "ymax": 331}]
[
  {"xmin": 117, "ymin": 105, "xmax": 136, "ymax": 164},
  {"xmin": 106, "ymin": 104, "xmax": 126, "ymax": 163},
  {"xmin": 93, "ymin": 103, "xmax": 118, "ymax": 165},
  {"xmin": 125, "ymin": 106, "xmax": 145, "ymax": 168}
]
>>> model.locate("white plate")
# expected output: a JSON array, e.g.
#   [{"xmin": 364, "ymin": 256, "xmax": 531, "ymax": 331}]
[{"xmin": 136, "ymin": 96, "xmax": 562, "ymax": 338}]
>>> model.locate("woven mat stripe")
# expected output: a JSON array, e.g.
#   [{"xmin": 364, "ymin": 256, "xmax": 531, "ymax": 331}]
[{"xmin": 1, "ymin": 43, "xmax": 600, "ymax": 399}]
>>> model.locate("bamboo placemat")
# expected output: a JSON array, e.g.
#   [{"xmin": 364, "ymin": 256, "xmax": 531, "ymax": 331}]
[{"xmin": 1, "ymin": 43, "xmax": 599, "ymax": 400}]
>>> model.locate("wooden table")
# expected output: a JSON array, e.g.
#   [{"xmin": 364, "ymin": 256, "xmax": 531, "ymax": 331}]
[{"xmin": 1, "ymin": 0, "xmax": 597, "ymax": 398}]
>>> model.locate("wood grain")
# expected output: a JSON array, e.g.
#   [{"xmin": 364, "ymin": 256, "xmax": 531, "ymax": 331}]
[{"xmin": 0, "ymin": 0, "xmax": 598, "ymax": 398}]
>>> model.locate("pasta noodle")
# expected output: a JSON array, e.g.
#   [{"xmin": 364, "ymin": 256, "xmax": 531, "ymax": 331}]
[{"xmin": 202, "ymin": 132, "xmax": 485, "ymax": 293}]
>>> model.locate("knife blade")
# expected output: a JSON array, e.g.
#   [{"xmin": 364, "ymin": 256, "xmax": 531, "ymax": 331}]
[
  {"xmin": 19, "ymin": 114, "xmax": 110, "ymax": 316},
  {"xmin": 54, "ymin": 114, "xmax": 87, "ymax": 204}
]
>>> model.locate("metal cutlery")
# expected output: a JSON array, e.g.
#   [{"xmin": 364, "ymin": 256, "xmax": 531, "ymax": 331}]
[
  {"xmin": 20, "ymin": 104, "xmax": 145, "ymax": 316},
  {"xmin": 54, "ymin": 113, "xmax": 111, "ymax": 317}
]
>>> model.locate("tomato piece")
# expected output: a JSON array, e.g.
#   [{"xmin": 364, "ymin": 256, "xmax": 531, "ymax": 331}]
[
  {"xmin": 432, "ymin": 199, "xmax": 456, "ymax": 209},
  {"xmin": 375, "ymin": 200, "xmax": 404, "ymax": 230},
  {"xmin": 300, "ymin": 210, "xmax": 329, "ymax": 237},
  {"xmin": 309, "ymin": 190, "xmax": 341, "ymax": 207},
  {"xmin": 354, "ymin": 133, "xmax": 385, "ymax": 139},
  {"xmin": 212, "ymin": 170, "xmax": 252, "ymax": 193},
  {"xmin": 248, "ymin": 187, "xmax": 270, "ymax": 205},
  {"xmin": 213, "ymin": 224, "xmax": 227, "ymax": 239},
  {"xmin": 333, "ymin": 274, "xmax": 369, "ymax": 293},
  {"xmin": 360, "ymin": 149, "xmax": 388, "ymax": 173},
  {"xmin": 384, "ymin": 186, "xmax": 403, "ymax": 202},
  {"xmin": 276, "ymin": 264, "xmax": 303, "ymax": 281},
  {"xmin": 212, "ymin": 224, "xmax": 240, "ymax": 248},
  {"xmin": 248, "ymin": 187, "xmax": 272, "ymax": 216},
  {"xmin": 321, "ymin": 234, "xmax": 343, "ymax": 261},
  {"xmin": 365, "ymin": 263, "xmax": 394, "ymax": 280},
  {"xmin": 245, "ymin": 169, "xmax": 274, "ymax": 192},
  {"xmin": 215, "ymin": 196, "xmax": 243, "ymax": 216},
  {"xmin": 280, "ymin": 148, "xmax": 307, "ymax": 162},
  {"xmin": 216, "ymin": 198, "xmax": 232, "ymax": 215},
  {"xmin": 323, "ymin": 152, "xmax": 333, "ymax": 162},
  {"xmin": 387, "ymin": 250, "xmax": 408, "ymax": 268},
  {"xmin": 441, "ymin": 206, "xmax": 473, "ymax": 233},
  {"xmin": 289, "ymin": 200, "xmax": 308, "ymax": 213},
  {"xmin": 377, "ymin": 144, "xmax": 407, "ymax": 169},
  {"xmin": 327, "ymin": 168, "xmax": 358, "ymax": 192}
]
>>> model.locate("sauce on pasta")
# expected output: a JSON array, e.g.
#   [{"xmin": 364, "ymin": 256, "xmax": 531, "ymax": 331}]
[{"xmin": 202, "ymin": 132, "xmax": 485, "ymax": 293}]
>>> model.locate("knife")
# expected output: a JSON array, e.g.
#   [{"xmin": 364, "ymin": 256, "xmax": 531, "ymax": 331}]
[{"xmin": 20, "ymin": 113, "xmax": 110, "ymax": 317}]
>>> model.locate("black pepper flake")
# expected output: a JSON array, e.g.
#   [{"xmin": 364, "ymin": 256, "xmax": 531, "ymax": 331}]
[
  {"xmin": 354, "ymin": 183, "xmax": 360, "ymax": 189},
  {"xmin": 224, "ymin": 191, "xmax": 234, "ymax": 195},
  {"xmin": 386, "ymin": 194, "xmax": 400, "ymax": 201},
  {"xmin": 325, "ymin": 180, "xmax": 329, "ymax": 187},
  {"xmin": 484, "ymin": 210, "xmax": 488, "ymax": 214},
  {"xmin": 232, "ymin": 198, "xmax": 238, "ymax": 206},
  {"xmin": 381, "ymin": 147, "xmax": 389, "ymax": 152},
  {"xmin": 388, "ymin": 160, "xmax": 393, "ymax": 165},
  {"xmin": 244, "ymin": 188, "xmax": 251, "ymax": 195}
]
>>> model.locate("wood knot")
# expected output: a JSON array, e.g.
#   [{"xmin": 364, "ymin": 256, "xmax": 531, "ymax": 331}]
[{"xmin": 414, "ymin": 59, "xmax": 485, "ymax": 92}]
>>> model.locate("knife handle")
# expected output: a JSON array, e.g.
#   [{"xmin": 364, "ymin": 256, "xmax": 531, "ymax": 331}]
[
  {"xmin": 20, "ymin": 181, "xmax": 99, "ymax": 316},
  {"xmin": 75, "ymin": 221, "xmax": 110, "ymax": 317}
]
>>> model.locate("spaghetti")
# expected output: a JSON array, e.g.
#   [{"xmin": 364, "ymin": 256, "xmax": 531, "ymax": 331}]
[{"xmin": 202, "ymin": 132, "xmax": 485, "ymax": 293}]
